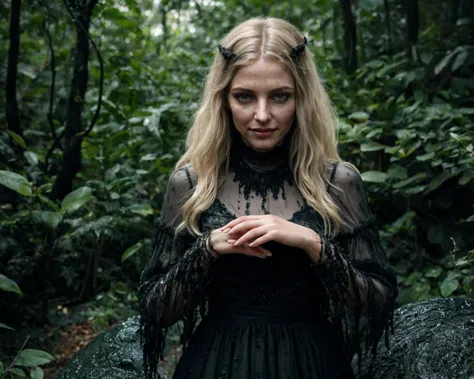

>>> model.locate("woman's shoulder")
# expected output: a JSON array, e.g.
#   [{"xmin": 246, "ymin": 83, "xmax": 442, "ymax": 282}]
[
  {"xmin": 168, "ymin": 164, "xmax": 198, "ymax": 190},
  {"xmin": 325, "ymin": 160, "xmax": 361, "ymax": 186}
]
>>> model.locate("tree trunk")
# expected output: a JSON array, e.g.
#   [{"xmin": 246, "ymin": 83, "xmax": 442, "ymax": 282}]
[
  {"xmin": 406, "ymin": 0, "xmax": 419, "ymax": 61},
  {"xmin": 51, "ymin": 1, "xmax": 95, "ymax": 201},
  {"xmin": 339, "ymin": 0, "xmax": 358, "ymax": 74},
  {"xmin": 384, "ymin": 0, "xmax": 393, "ymax": 54},
  {"xmin": 5, "ymin": 0, "xmax": 24, "ymax": 140}
]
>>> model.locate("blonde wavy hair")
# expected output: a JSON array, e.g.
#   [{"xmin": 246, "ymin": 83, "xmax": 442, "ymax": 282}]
[{"xmin": 175, "ymin": 17, "xmax": 343, "ymax": 236}]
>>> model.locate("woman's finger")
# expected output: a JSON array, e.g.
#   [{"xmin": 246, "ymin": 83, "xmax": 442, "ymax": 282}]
[
  {"xmin": 227, "ymin": 220, "xmax": 263, "ymax": 236},
  {"xmin": 226, "ymin": 240, "xmax": 271, "ymax": 258},
  {"xmin": 248, "ymin": 232, "xmax": 276, "ymax": 247},
  {"xmin": 220, "ymin": 216, "xmax": 261, "ymax": 231},
  {"xmin": 233, "ymin": 226, "xmax": 268, "ymax": 246}
]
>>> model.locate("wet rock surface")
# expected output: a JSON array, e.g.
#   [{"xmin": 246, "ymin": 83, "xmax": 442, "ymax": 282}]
[
  {"xmin": 55, "ymin": 317, "xmax": 144, "ymax": 379},
  {"xmin": 359, "ymin": 297, "xmax": 474, "ymax": 379},
  {"xmin": 56, "ymin": 297, "xmax": 474, "ymax": 379}
]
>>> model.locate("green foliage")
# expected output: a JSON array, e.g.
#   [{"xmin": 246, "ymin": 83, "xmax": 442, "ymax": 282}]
[
  {"xmin": 0, "ymin": 276, "xmax": 53, "ymax": 379},
  {"xmin": 0, "ymin": 274, "xmax": 22, "ymax": 295},
  {"xmin": 0, "ymin": 0, "xmax": 473, "ymax": 366}
]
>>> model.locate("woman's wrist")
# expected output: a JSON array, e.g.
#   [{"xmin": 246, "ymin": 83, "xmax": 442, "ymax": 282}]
[
  {"xmin": 303, "ymin": 230, "xmax": 323, "ymax": 264},
  {"xmin": 204, "ymin": 231, "xmax": 219, "ymax": 258}
]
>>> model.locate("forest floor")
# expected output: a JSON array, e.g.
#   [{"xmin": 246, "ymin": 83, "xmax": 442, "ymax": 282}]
[
  {"xmin": 3, "ymin": 285, "xmax": 181, "ymax": 378},
  {"xmin": 41, "ymin": 320, "xmax": 107, "ymax": 379}
]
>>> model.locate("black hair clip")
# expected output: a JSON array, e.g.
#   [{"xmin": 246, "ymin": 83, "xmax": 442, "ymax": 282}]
[
  {"xmin": 218, "ymin": 45, "xmax": 238, "ymax": 61},
  {"xmin": 290, "ymin": 37, "xmax": 308, "ymax": 60}
]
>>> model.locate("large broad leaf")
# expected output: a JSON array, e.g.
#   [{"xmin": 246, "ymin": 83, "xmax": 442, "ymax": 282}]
[
  {"xmin": 37, "ymin": 195, "xmax": 61, "ymax": 212},
  {"xmin": 10, "ymin": 367, "xmax": 25, "ymax": 377},
  {"xmin": 122, "ymin": 240, "xmax": 146, "ymax": 262},
  {"xmin": 440, "ymin": 277, "xmax": 459, "ymax": 297},
  {"xmin": 127, "ymin": 204, "xmax": 154, "ymax": 217},
  {"xmin": 6, "ymin": 130, "xmax": 27, "ymax": 149},
  {"xmin": 361, "ymin": 171, "xmax": 387, "ymax": 183},
  {"xmin": 0, "ymin": 171, "xmax": 32, "ymax": 197},
  {"xmin": 61, "ymin": 187, "xmax": 94, "ymax": 214},
  {"xmin": 0, "ymin": 274, "xmax": 22, "ymax": 295},
  {"xmin": 31, "ymin": 211, "xmax": 63, "ymax": 229},
  {"xmin": 360, "ymin": 142, "xmax": 385, "ymax": 152},
  {"xmin": 393, "ymin": 173, "xmax": 427, "ymax": 189},
  {"xmin": 348, "ymin": 111, "xmax": 369, "ymax": 123},
  {"xmin": 24, "ymin": 150, "xmax": 39, "ymax": 166},
  {"xmin": 14, "ymin": 349, "xmax": 54, "ymax": 368},
  {"xmin": 30, "ymin": 367, "xmax": 44, "ymax": 379}
]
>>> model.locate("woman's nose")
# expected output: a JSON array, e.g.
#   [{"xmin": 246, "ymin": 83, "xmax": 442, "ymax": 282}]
[{"xmin": 254, "ymin": 99, "xmax": 270, "ymax": 123}]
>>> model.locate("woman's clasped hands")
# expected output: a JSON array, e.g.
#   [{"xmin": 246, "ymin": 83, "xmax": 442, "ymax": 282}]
[{"xmin": 209, "ymin": 215, "xmax": 322, "ymax": 260}]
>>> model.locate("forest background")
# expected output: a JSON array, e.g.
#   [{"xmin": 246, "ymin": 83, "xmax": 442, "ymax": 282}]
[{"xmin": 1, "ymin": 0, "xmax": 473, "ymax": 378}]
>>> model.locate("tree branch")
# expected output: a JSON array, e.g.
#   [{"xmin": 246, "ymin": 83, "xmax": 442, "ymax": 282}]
[
  {"xmin": 5, "ymin": 0, "xmax": 24, "ymax": 141},
  {"xmin": 43, "ymin": 0, "xmax": 63, "ymax": 174}
]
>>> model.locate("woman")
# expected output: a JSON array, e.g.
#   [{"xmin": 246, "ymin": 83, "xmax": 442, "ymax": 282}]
[{"xmin": 138, "ymin": 17, "xmax": 397, "ymax": 379}]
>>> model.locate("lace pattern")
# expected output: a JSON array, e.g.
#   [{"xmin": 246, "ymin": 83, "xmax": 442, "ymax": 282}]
[{"xmin": 137, "ymin": 140, "xmax": 397, "ymax": 379}]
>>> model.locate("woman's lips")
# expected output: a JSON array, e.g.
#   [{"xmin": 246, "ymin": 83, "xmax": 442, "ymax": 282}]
[{"xmin": 250, "ymin": 129, "xmax": 276, "ymax": 138}]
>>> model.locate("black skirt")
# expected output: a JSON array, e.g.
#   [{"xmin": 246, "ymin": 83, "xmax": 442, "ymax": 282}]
[{"xmin": 172, "ymin": 302, "xmax": 356, "ymax": 379}]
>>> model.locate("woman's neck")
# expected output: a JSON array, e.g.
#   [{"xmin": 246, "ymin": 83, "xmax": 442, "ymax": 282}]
[{"xmin": 230, "ymin": 136, "xmax": 290, "ymax": 171}]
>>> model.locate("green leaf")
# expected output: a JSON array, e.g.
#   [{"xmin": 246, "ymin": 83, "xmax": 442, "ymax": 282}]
[
  {"xmin": 61, "ymin": 187, "xmax": 94, "ymax": 214},
  {"xmin": 348, "ymin": 111, "xmax": 369, "ymax": 123},
  {"xmin": 24, "ymin": 151, "xmax": 39, "ymax": 166},
  {"xmin": 405, "ymin": 271, "xmax": 422, "ymax": 285},
  {"xmin": 434, "ymin": 48, "xmax": 460, "ymax": 75},
  {"xmin": 416, "ymin": 152, "xmax": 435, "ymax": 162},
  {"xmin": 10, "ymin": 367, "xmax": 26, "ymax": 377},
  {"xmin": 14, "ymin": 349, "xmax": 54, "ymax": 368},
  {"xmin": 404, "ymin": 185, "xmax": 426, "ymax": 194},
  {"xmin": 386, "ymin": 165, "xmax": 407, "ymax": 180},
  {"xmin": 0, "ymin": 323, "xmax": 14, "ymax": 330},
  {"xmin": 360, "ymin": 142, "xmax": 385, "ymax": 152},
  {"xmin": 452, "ymin": 49, "xmax": 468, "ymax": 71},
  {"xmin": 122, "ymin": 241, "xmax": 146, "ymax": 263},
  {"xmin": 440, "ymin": 278, "xmax": 459, "ymax": 297},
  {"xmin": 0, "ymin": 361, "xmax": 4, "ymax": 378},
  {"xmin": 425, "ymin": 172, "xmax": 455, "ymax": 193},
  {"xmin": 361, "ymin": 171, "xmax": 387, "ymax": 183},
  {"xmin": 0, "ymin": 274, "xmax": 22, "ymax": 295},
  {"xmin": 6, "ymin": 131, "xmax": 27, "ymax": 149},
  {"xmin": 127, "ymin": 204, "xmax": 153, "ymax": 217},
  {"xmin": 37, "ymin": 195, "xmax": 61, "ymax": 212},
  {"xmin": 140, "ymin": 154, "xmax": 157, "ymax": 162},
  {"xmin": 465, "ymin": 214, "xmax": 474, "ymax": 222},
  {"xmin": 37, "ymin": 183, "xmax": 53, "ymax": 194},
  {"xmin": 393, "ymin": 173, "xmax": 427, "ymax": 189},
  {"xmin": 30, "ymin": 367, "xmax": 43, "ymax": 379},
  {"xmin": 31, "ymin": 211, "xmax": 63, "ymax": 229},
  {"xmin": 412, "ymin": 281, "xmax": 431, "ymax": 301},
  {"xmin": 424, "ymin": 266, "xmax": 442, "ymax": 278},
  {"xmin": 0, "ymin": 171, "xmax": 32, "ymax": 197}
]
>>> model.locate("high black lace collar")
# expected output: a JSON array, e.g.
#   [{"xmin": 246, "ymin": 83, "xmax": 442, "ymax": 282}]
[
  {"xmin": 229, "ymin": 136, "xmax": 294, "ymax": 214},
  {"xmin": 230, "ymin": 136, "xmax": 290, "ymax": 169}
]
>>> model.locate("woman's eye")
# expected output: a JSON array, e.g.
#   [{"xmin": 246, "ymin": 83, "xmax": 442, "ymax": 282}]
[
  {"xmin": 234, "ymin": 93, "xmax": 253, "ymax": 102},
  {"xmin": 272, "ymin": 93, "xmax": 290, "ymax": 103}
]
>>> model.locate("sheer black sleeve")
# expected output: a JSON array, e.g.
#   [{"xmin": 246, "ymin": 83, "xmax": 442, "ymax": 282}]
[
  {"xmin": 137, "ymin": 167, "xmax": 216, "ymax": 379},
  {"xmin": 312, "ymin": 162, "xmax": 398, "ymax": 363}
]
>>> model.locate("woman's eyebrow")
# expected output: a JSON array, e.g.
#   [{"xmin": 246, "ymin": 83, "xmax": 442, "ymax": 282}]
[{"xmin": 230, "ymin": 86, "xmax": 295, "ymax": 92}]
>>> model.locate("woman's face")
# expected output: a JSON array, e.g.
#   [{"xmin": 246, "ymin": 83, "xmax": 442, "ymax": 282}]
[{"xmin": 227, "ymin": 58, "xmax": 296, "ymax": 152}]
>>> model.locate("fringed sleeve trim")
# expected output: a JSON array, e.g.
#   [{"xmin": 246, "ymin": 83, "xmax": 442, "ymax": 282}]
[
  {"xmin": 137, "ymin": 221, "xmax": 216, "ymax": 379},
  {"xmin": 311, "ymin": 223, "xmax": 397, "ymax": 371}
]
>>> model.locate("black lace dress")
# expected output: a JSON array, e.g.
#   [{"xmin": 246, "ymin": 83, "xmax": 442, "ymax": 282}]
[{"xmin": 138, "ymin": 137, "xmax": 397, "ymax": 379}]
